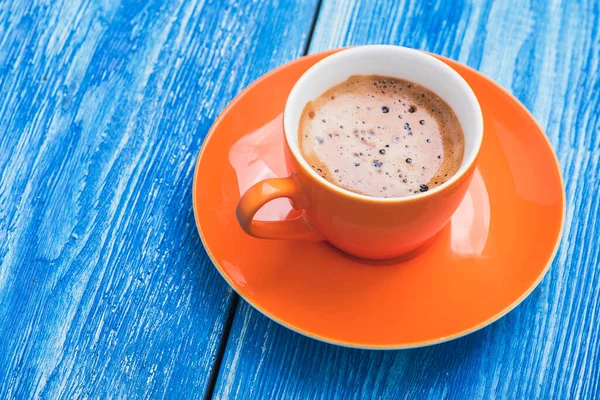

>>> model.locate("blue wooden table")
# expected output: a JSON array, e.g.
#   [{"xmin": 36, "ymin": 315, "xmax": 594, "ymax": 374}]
[{"xmin": 0, "ymin": 0, "xmax": 598, "ymax": 398}]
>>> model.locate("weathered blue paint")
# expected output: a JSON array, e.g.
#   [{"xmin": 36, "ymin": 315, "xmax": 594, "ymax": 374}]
[
  {"xmin": 1, "ymin": 0, "xmax": 598, "ymax": 398},
  {"xmin": 0, "ymin": 0, "xmax": 318, "ymax": 398},
  {"xmin": 213, "ymin": 0, "xmax": 600, "ymax": 399}
]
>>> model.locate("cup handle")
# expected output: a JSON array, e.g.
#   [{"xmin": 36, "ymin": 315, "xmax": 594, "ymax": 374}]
[{"xmin": 236, "ymin": 177, "xmax": 322, "ymax": 240}]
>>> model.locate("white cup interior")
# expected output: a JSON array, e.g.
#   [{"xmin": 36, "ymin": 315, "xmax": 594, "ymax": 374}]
[{"xmin": 284, "ymin": 45, "xmax": 483, "ymax": 201}]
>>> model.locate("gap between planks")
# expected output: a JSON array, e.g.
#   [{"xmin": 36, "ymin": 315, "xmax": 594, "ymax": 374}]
[{"xmin": 202, "ymin": 1, "xmax": 324, "ymax": 399}]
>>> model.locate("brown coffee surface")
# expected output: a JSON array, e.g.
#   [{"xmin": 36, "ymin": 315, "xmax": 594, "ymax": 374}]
[{"xmin": 298, "ymin": 75, "xmax": 464, "ymax": 198}]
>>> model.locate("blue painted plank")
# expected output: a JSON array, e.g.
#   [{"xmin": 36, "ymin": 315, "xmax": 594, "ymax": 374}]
[
  {"xmin": 0, "ymin": 0, "xmax": 319, "ymax": 398},
  {"xmin": 214, "ymin": 0, "xmax": 600, "ymax": 398}
]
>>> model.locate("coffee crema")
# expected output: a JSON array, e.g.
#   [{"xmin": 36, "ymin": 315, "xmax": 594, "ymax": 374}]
[{"xmin": 298, "ymin": 75, "xmax": 464, "ymax": 198}]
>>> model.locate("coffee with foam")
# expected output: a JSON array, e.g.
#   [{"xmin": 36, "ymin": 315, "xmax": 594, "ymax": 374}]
[{"xmin": 299, "ymin": 75, "xmax": 464, "ymax": 198}]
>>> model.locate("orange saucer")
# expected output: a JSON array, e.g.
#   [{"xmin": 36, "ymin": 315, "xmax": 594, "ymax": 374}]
[{"xmin": 192, "ymin": 50, "xmax": 565, "ymax": 349}]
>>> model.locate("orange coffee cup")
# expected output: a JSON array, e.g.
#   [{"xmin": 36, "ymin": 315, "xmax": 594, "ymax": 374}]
[{"xmin": 237, "ymin": 45, "xmax": 483, "ymax": 260}]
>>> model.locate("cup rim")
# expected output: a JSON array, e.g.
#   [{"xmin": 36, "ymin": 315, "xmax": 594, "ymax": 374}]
[{"xmin": 283, "ymin": 45, "xmax": 484, "ymax": 203}]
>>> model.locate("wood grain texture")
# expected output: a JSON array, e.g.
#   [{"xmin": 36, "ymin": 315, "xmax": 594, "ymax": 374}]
[
  {"xmin": 214, "ymin": 0, "xmax": 600, "ymax": 399},
  {"xmin": 0, "ymin": 0, "xmax": 318, "ymax": 398}
]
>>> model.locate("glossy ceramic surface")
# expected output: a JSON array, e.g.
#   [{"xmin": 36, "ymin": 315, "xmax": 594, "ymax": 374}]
[
  {"xmin": 193, "ymin": 50, "xmax": 565, "ymax": 348},
  {"xmin": 237, "ymin": 47, "xmax": 484, "ymax": 259}
]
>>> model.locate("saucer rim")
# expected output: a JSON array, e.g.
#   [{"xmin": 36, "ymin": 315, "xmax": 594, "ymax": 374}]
[{"xmin": 192, "ymin": 49, "xmax": 566, "ymax": 350}]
